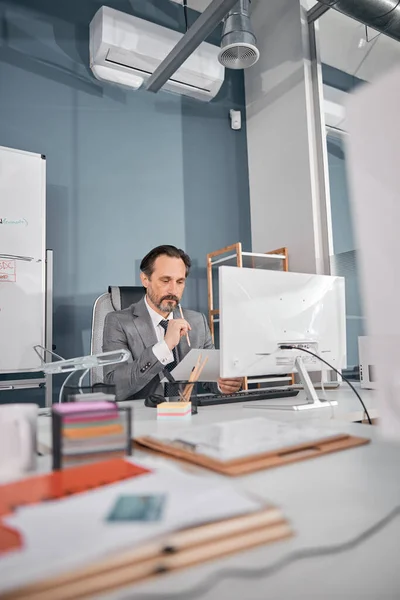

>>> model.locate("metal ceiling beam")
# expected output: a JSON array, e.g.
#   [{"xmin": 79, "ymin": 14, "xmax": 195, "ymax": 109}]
[
  {"xmin": 307, "ymin": 2, "xmax": 331, "ymax": 24},
  {"xmin": 145, "ymin": 0, "xmax": 238, "ymax": 93}
]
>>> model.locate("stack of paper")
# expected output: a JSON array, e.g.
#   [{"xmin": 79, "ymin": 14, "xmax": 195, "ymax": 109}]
[
  {"xmin": 157, "ymin": 402, "xmax": 192, "ymax": 419},
  {"xmin": 149, "ymin": 417, "xmax": 344, "ymax": 461},
  {"xmin": 0, "ymin": 463, "xmax": 266, "ymax": 595},
  {"xmin": 135, "ymin": 418, "xmax": 369, "ymax": 476}
]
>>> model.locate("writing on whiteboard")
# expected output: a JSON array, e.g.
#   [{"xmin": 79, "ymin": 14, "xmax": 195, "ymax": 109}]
[
  {"xmin": 0, "ymin": 253, "xmax": 33, "ymax": 262},
  {"xmin": 0, "ymin": 259, "xmax": 16, "ymax": 282},
  {"xmin": 0, "ymin": 217, "xmax": 28, "ymax": 226}
]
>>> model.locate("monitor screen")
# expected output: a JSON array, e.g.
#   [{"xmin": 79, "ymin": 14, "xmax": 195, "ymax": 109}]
[{"xmin": 219, "ymin": 267, "xmax": 346, "ymax": 378}]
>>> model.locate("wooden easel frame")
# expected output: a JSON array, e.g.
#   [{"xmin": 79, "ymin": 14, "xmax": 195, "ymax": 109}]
[{"xmin": 206, "ymin": 243, "xmax": 292, "ymax": 388}]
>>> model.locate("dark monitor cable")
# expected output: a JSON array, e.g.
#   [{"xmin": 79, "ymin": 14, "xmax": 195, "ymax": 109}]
[
  {"xmin": 279, "ymin": 345, "xmax": 373, "ymax": 425},
  {"xmin": 128, "ymin": 345, "xmax": 381, "ymax": 600},
  {"xmin": 128, "ymin": 348, "xmax": 389, "ymax": 600}
]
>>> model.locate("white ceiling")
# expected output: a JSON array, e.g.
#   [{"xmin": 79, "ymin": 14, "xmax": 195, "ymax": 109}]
[
  {"xmin": 174, "ymin": 0, "xmax": 400, "ymax": 83},
  {"xmin": 318, "ymin": 9, "xmax": 400, "ymax": 83}
]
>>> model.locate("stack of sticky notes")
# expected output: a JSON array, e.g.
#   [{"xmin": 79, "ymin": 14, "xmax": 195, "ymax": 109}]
[
  {"xmin": 157, "ymin": 402, "xmax": 192, "ymax": 419},
  {"xmin": 52, "ymin": 401, "xmax": 130, "ymax": 469}
]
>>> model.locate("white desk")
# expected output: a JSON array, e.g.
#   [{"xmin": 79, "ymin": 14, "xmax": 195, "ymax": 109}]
[
  {"xmin": 30, "ymin": 387, "xmax": 400, "ymax": 598},
  {"xmin": 39, "ymin": 386, "xmax": 376, "ymax": 460},
  {"xmin": 37, "ymin": 383, "xmax": 377, "ymax": 447}
]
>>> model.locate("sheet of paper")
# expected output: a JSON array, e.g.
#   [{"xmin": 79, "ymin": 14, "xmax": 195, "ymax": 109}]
[
  {"xmin": 0, "ymin": 463, "xmax": 261, "ymax": 594},
  {"xmin": 163, "ymin": 349, "xmax": 220, "ymax": 383},
  {"xmin": 151, "ymin": 417, "xmax": 344, "ymax": 461}
]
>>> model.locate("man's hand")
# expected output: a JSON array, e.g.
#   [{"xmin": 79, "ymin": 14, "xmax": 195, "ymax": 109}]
[
  {"xmin": 164, "ymin": 319, "xmax": 191, "ymax": 351},
  {"xmin": 217, "ymin": 377, "xmax": 243, "ymax": 394}
]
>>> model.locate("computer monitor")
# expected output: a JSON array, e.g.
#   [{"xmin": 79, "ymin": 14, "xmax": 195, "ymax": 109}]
[{"xmin": 219, "ymin": 267, "xmax": 346, "ymax": 409}]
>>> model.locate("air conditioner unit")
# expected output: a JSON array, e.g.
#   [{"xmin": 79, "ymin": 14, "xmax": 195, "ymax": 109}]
[{"xmin": 89, "ymin": 6, "xmax": 225, "ymax": 102}]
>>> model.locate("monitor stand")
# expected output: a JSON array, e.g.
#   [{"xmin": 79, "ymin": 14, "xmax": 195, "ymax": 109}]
[
  {"xmin": 292, "ymin": 357, "xmax": 338, "ymax": 411},
  {"xmin": 255, "ymin": 358, "xmax": 338, "ymax": 411}
]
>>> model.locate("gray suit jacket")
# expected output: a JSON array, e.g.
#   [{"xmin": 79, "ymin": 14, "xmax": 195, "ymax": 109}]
[{"xmin": 103, "ymin": 296, "xmax": 216, "ymax": 401}]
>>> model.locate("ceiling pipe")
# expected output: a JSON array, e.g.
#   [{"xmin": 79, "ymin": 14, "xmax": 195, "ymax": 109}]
[
  {"xmin": 218, "ymin": 0, "xmax": 260, "ymax": 69},
  {"xmin": 317, "ymin": 0, "xmax": 400, "ymax": 42}
]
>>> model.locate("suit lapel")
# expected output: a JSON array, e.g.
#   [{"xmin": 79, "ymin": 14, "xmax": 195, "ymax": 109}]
[{"xmin": 131, "ymin": 298, "xmax": 158, "ymax": 348}]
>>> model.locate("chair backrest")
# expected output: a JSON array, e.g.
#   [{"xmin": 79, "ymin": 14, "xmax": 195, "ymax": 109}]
[{"xmin": 90, "ymin": 286, "xmax": 144, "ymax": 385}]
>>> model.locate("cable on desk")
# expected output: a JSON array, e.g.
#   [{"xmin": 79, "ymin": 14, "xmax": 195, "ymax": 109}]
[
  {"xmin": 131, "ymin": 504, "xmax": 400, "ymax": 600},
  {"xmin": 279, "ymin": 345, "xmax": 373, "ymax": 425},
  {"xmin": 183, "ymin": 0, "xmax": 188, "ymax": 31}
]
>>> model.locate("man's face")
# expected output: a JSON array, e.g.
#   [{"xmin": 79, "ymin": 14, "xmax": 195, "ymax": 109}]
[{"xmin": 141, "ymin": 255, "xmax": 187, "ymax": 315}]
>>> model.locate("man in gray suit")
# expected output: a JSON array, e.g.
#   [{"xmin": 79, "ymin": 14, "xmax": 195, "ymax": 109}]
[{"xmin": 103, "ymin": 245, "xmax": 242, "ymax": 401}]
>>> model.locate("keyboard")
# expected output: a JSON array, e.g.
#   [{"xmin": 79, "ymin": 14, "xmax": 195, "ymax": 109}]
[{"xmin": 196, "ymin": 388, "xmax": 299, "ymax": 407}]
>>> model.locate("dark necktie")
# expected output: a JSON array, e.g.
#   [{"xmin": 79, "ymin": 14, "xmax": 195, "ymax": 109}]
[{"xmin": 159, "ymin": 319, "xmax": 179, "ymax": 397}]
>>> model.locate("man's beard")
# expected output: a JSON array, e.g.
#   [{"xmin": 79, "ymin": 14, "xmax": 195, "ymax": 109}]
[{"xmin": 147, "ymin": 288, "xmax": 179, "ymax": 313}]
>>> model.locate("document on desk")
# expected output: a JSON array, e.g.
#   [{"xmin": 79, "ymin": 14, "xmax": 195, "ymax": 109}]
[
  {"xmin": 162, "ymin": 349, "xmax": 220, "ymax": 382},
  {"xmin": 148, "ymin": 417, "xmax": 345, "ymax": 462},
  {"xmin": 0, "ymin": 462, "xmax": 262, "ymax": 594}
]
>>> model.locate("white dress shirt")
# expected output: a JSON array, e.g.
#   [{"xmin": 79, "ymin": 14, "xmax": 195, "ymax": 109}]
[
  {"xmin": 145, "ymin": 296, "xmax": 224, "ymax": 391},
  {"xmin": 144, "ymin": 295, "xmax": 175, "ymax": 367}
]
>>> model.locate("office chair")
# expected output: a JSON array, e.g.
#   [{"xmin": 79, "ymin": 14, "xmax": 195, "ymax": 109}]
[{"xmin": 90, "ymin": 286, "xmax": 143, "ymax": 385}]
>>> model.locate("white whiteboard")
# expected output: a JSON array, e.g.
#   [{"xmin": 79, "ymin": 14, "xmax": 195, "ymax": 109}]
[{"xmin": 0, "ymin": 146, "xmax": 46, "ymax": 373}]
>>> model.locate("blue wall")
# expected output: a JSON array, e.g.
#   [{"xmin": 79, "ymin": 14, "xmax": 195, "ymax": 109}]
[
  {"xmin": 326, "ymin": 137, "xmax": 354, "ymax": 256},
  {"xmin": 0, "ymin": 0, "xmax": 251, "ymax": 403},
  {"xmin": 322, "ymin": 63, "xmax": 364, "ymax": 93}
]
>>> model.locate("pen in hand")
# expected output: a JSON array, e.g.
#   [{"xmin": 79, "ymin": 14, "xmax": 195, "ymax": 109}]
[{"xmin": 178, "ymin": 303, "xmax": 191, "ymax": 347}]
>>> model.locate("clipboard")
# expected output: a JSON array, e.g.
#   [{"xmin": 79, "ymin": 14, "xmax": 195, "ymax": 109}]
[
  {"xmin": 135, "ymin": 432, "xmax": 369, "ymax": 476},
  {"xmin": 162, "ymin": 349, "xmax": 220, "ymax": 383},
  {"xmin": 2, "ymin": 508, "xmax": 292, "ymax": 600}
]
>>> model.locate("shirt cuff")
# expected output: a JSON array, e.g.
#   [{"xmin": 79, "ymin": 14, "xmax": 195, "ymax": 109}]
[{"xmin": 152, "ymin": 340, "xmax": 174, "ymax": 366}]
